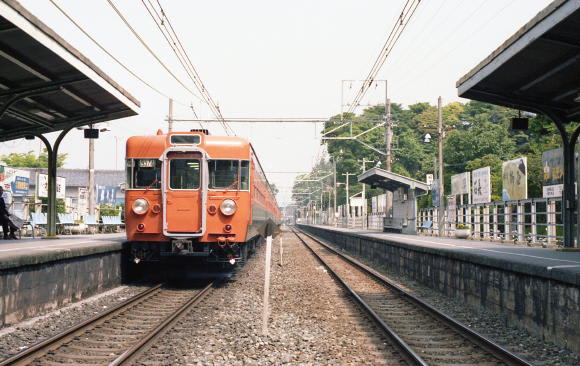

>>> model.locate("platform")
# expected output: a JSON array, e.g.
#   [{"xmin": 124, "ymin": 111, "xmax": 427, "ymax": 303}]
[
  {"xmin": 0, "ymin": 233, "xmax": 125, "ymax": 327},
  {"xmin": 298, "ymin": 224, "xmax": 580, "ymax": 353},
  {"xmin": 0, "ymin": 233, "xmax": 125, "ymax": 270},
  {"xmin": 305, "ymin": 225, "xmax": 580, "ymax": 286}
]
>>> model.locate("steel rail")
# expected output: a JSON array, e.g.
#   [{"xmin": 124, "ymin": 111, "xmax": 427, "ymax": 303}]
[
  {"xmin": 295, "ymin": 227, "xmax": 534, "ymax": 366},
  {"xmin": 0, "ymin": 284, "xmax": 163, "ymax": 366},
  {"xmin": 291, "ymin": 228, "xmax": 428, "ymax": 366},
  {"xmin": 109, "ymin": 280, "xmax": 217, "ymax": 365}
]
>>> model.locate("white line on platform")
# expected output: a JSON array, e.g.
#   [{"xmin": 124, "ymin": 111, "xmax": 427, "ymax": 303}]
[
  {"xmin": 0, "ymin": 240, "xmax": 101, "ymax": 253},
  {"xmin": 547, "ymin": 265, "xmax": 580, "ymax": 270},
  {"xmin": 380, "ymin": 234, "xmax": 580, "ymax": 266}
]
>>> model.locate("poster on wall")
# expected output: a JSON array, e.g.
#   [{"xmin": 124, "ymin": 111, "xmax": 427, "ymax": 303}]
[
  {"xmin": 502, "ymin": 157, "xmax": 528, "ymax": 201},
  {"xmin": 472, "ymin": 167, "xmax": 491, "ymax": 204},
  {"xmin": 542, "ymin": 148, "xmax": 563, "ymax": 198},
  {"xmin": 451, "ymin": 172, "xmax": 470, "ymax": 196}
]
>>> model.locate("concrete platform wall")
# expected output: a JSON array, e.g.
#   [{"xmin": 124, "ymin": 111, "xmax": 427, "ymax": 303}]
[
  {"xmin": 0, "ymin": 251, "xmax": 122, "ymax": 326},
  {"xmin": 299, "ymin": 225, "xmax": 580, "ymax": 353}
]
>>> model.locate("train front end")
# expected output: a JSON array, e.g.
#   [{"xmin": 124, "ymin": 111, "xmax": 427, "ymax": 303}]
[{"xmin": 125, "ymin": 130, "xmax": 252, "ymax": 266}]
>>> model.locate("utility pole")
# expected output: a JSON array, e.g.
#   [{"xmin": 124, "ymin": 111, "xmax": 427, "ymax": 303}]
[
  {"xmin": 342, "ymin": 172, "xmax": 354, "ymax": 228},
  {"xmin": 168, "ymin": 98, "xmax": 174, "ymax": 132},
  {"xmin": 88, "ymin": 137, "xmax": 95, "ymax": 216},
  {"xmin": 384, "ymin": 91, "xmax": 393, "ymax": 218},
  {"xmin": 437, "ymin": 96, "xmax": 445, "ymax": 237}
]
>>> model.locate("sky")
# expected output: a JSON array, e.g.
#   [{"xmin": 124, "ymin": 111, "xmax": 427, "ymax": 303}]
[{"xmin": 0, "ymin": 0, "xmax": 554, "ymax": 206}]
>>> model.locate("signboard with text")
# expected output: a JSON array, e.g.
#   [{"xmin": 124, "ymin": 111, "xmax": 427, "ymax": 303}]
[
  {"xmin": 472, "ymin": 167, "xmax": 491, "ymax": 204},
  {"xmin": 37, "ymin": 174, "xmax": 66, "ymax": 199}
]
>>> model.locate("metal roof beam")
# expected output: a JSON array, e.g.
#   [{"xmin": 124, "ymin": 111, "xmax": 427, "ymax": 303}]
[
  {"xmin": 0, "ymin": 46, "xmax": 51, "ymax": 81},
  {"xmin": 518, "ymin": 54, "xmax": 580, "ymax": 92}
]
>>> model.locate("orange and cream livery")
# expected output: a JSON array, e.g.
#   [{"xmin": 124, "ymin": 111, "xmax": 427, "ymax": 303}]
[{"xmin": 125, "ymin": 129, "xmax": 280, "ymax": 265}]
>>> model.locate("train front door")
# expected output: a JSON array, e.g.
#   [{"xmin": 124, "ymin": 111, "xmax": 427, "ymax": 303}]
[{"xmin": 165, "ymin": 152, "xmax": 203, "ymax": 233}]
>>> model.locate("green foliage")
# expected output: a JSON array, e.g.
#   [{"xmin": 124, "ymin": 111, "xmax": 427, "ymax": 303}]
[
  {"xmin": 40, "ymin": 197, "xmax": 65, "ymax": 213},
  {"xmin": 100, "ymin": 204, "xmax": 124, "ymax": 217},
  {"xmin": 0, "ymin": 149, "xmax": 67, "ymax": 168},
  {"xmin": 292, "ymin": 99, "xmax": 567, "ymax": 210}
]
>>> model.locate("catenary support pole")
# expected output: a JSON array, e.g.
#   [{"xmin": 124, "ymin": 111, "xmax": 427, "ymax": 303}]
[{"xmin": 437, "ymin": 96, "xmax": 445, "ymax": 237}]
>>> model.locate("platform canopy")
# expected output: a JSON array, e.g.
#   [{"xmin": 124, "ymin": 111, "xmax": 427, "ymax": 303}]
[
  {"xmin": 457, "ymin": 0, "xmax": 580, "ymax": 123},
  {"xmin": 0, "ymin": 0, "xmax": 140, "ymax": 142},
  {"xmin": 358, "ymin": 167, "xmax": 430, "ymax": 193}
]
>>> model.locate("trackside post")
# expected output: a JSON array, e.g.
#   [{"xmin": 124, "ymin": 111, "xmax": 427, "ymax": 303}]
[{"xmin": 262, "ymin": 235, "xmax": 273, "ymax": 335}]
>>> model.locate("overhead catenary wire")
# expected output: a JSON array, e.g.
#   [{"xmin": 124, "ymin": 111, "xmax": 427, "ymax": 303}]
[
  {"xmin": 346, "ymin": 0, "xmax": 422, "ymax": 116},
  {"xmin": 142, "ymin": 0, "xmax": 235, "ymax": 136},
  {"xmin": 104, "ymin": 0, "xmax": 205, "ymax": 105},
  {"xmin": 48, "ymin": 0, "xmax": 191, "ymax": 108}
]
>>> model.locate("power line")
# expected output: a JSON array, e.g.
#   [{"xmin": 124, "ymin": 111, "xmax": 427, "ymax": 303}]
[
  {"xmin": 48, "ymin": 0, "xmax": 190, "ymax": 107},
  {"xmin": 142, "ymin": 1, "xmax": 235, "ymax": 136},
  {"xmin": 104, "ymin": 0, "xmax": 205, "ymax": 104}
]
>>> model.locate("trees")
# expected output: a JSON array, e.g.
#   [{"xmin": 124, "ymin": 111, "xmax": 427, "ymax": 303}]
[
  {"xmin": 293, "ymin": 99, "xmax": 564, "ymax": 210},
  {"xmin": 0, "ymin": 149, "xmax": 67, "ymax": 168}
]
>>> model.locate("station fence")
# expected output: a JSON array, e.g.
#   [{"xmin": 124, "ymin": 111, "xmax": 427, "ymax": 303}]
[{"xmin": 297, "ymin": 197, "xmax": 567, "ymax": 246}]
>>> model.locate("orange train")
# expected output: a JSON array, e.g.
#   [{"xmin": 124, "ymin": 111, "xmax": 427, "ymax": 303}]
[{"xmin": 125, "ymin": 129, "xmax": 280, "ymax": 265}]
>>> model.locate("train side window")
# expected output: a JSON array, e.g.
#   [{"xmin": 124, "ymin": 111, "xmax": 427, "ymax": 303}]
[
  {"xmin": 240, "ymin": 161, "xmax": 250, "ymax": 190},
  {"xmin": 132, "ymin": 159, "xmax": 161, "ymax": 189},
  {"xmin": 169, "ymin": 159, "xmax": 200, "ymax": 189},
  {"xmin": 209, "ymin": 160, "xmax": 239, "ymax": 189}
]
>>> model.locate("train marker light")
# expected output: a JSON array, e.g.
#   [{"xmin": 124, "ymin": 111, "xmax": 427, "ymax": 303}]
[
  {"xmin": 220, "ymin": 199, "xmax": 237, "ymax": 216},
  {"xmin": 224, "ymin": 224, "xmax": 232, "ymax": 232},
  {"xmin": 137, "ymin": 223, "xmax": 145, "ymax": 231},
  {"xmin": 208, "ymin": 204, "xmax": 217, "ymax": 215},
  {"xmin": 132, "ymin": 198, "xmax": 149, "ymax": 215}
]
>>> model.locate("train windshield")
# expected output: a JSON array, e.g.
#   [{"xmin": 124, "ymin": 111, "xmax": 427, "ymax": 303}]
[
  {"xmin": 126, "ymin": 159, "xmax": 161, "ymax": 189},
  {"xmin": 208, "ymin": 160, "xmax": 250, "ymax": 190},
  {"xmin": 169, "ymin": 159, "xmax": 200, "ymax": 189}
]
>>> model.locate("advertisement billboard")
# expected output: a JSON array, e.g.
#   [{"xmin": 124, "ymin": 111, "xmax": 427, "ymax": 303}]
[
  {"xmin": 542, "ymin": 148, "xmax": 563, "ymax": 198},
  {"xmin": 97, "ymin": 186, "xmax": 119, "ymax": 205},
  {"xmin": 0, "ymin": 167, "xmax": 30, "ymax": 196},
  {"xmin": 451, "ymin": 172, "xmax": 470, "ymax": 196},
  {"xmin": 502, "ymin": 157, "xmax": 528, "ymax": 201},
  {"xmin": 472, "ymin": 167, "xmax": 491, "ymax": 204}
]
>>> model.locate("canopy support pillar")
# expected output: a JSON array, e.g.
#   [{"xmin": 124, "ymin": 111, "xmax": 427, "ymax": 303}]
[{"xmin": 33, "ymin": 123, "xmax": 77, "ymax": 238}]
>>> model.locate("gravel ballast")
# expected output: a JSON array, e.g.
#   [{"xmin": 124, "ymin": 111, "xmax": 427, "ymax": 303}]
[
  {"xmin": 0, "ymin": 285, "xmax": 149, "ymax": 359},
  {"xmin": 136, "ymin": 230, "xmax": 402, "ymax": 365}
]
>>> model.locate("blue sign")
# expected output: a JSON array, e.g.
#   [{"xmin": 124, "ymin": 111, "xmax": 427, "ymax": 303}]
[
  {"xmin": 11, "ymin": 176, "xmax": 30, "ymax": 196},
  {"xmin": 97, "ymin": 186, "xmax": 118, "ymax": 205}
]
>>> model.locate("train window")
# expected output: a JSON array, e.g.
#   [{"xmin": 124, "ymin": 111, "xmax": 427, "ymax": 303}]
[
  {"xmin": 129, "ymin": 159, "xmax": 161, "ymax": 189},
  {"xmin": 170, "ymin": 134, "xmax": 201, "ymax": 145},
  {"xmin": 169, "ymin": 159, "xmax": 200, "ymax": 190},
  {"xmin": 209, "ymin": 160, "xmax": 240, "ymax": 190},
  {"xmin": 240, "ymin": 161, "xmax": 250, "ymax": 190}
]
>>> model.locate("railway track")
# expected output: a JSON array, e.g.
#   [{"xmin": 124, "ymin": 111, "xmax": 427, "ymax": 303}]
[
  {"xmin": 293, "ymin": 227, "xmax": 533, "ymax": 366},
  {"xmin": 0, "ymin": 282, "xmax": 217, "ymax": 366}
]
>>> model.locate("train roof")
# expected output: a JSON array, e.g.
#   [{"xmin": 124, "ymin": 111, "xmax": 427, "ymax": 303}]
[{"xmin": 126, "ymin": 130, "xmax": 250, "ymax": 159}]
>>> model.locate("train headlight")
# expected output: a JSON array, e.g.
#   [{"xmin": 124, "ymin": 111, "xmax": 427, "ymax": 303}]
[
  {"xmin": 220, "ymin": 199, "xmax": 237, "ymax": 216},
  {"xmin": 132, "ymin": 198, "xmax": 149, "ymax": 215}
]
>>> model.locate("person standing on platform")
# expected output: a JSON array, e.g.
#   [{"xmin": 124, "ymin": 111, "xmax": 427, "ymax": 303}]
[{"xmin": 0, "ymin": 186, "xmax": 17, "ymax": 240}]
